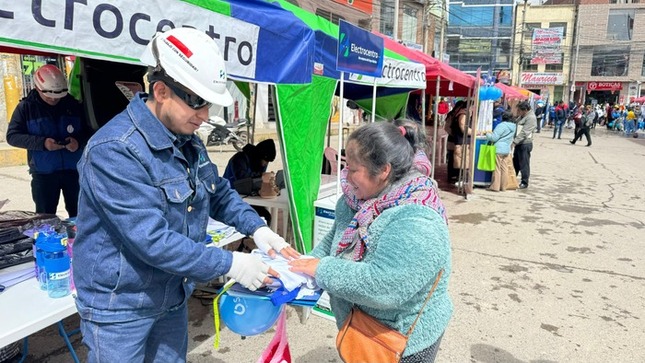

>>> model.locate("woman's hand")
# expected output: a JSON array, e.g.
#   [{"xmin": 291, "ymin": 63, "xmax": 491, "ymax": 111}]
[{"xmin": 288, "ymin": 257, "xmax": 320, "ymax": 277}]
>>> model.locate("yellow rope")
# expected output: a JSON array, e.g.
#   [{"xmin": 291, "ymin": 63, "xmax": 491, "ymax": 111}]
[{"xmin": 213, "ymin": 279, "xmax": 236, "ymax": 349}]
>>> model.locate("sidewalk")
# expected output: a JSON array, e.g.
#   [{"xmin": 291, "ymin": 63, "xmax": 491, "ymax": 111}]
[{"xmin": 1, "ymin": 126, "xmax": 644, "ymax": 362}]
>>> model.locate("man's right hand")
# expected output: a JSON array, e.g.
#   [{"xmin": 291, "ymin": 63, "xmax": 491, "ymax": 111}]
[
  {"xmin": 44, "ymin": 138, "xmax": 65, "ymax": 151},
  {"xmin": 224, "ymin": 252, "xmax": 279, "ymax": 291}
]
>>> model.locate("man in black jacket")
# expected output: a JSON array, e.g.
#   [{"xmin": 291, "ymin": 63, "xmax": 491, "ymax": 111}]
[{"xmin": 6, "ymin": 64, "xmax": 86, "ymax": 217}]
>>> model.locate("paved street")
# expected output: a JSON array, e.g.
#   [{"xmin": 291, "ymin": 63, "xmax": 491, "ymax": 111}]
[{"xmin": 1, "ymin": 126, "xmax": 644, "ymax": 362}]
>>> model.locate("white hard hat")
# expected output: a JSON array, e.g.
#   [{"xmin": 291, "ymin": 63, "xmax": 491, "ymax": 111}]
[
  {"xmin": 140, "ymin": 28, "xmax": 233, "ymax": 107},
  {"xmin": 33, "ymin": 64, "xmax": 68, "ymax": 99}
]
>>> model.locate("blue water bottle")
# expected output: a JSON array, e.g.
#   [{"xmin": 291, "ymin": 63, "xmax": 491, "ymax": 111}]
[
  {"xmin": 41, "ymin": 237, "xmax": 71, "ymax": 298},
  {"xmin": 34, "ymin": 233, "xmax": 48, "ymax": 290}
]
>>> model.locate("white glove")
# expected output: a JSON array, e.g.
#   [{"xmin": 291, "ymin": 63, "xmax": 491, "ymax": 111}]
[
  {"xmin": 252, "ymin": 226, "xmax": 289, "ymax": 255},
  {"xmin": 225, "ymin": 252, "xmax": 270, "ymax": 291}
]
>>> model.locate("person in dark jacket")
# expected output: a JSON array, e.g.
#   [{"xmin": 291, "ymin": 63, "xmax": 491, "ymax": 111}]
[
  {"xmin": 223, "ymin": 138, "xmax": 277, "ymax": 225},
  {"xmin": 223, "ymin": 138, "xmax": 276, "ymax": 184},
  {"xmin": 6, "ymin": 64, "xmax": 86, "ymax": 217}
]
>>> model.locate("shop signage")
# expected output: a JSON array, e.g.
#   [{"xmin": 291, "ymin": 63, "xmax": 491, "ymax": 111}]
[
  {"xmin": 521, "ymin": 72, "xmax": 563, "ymax": 85},
  {"xmin": 337, "ymin": 19, "xmax": 384, "ymax": 77},
  {"xmin": 346, "ymin": 57, "xmax": 426, "ymax": 89},
  {"xmin": 587, "ymin": 82, "xmax": 622, "ymax": 91}
]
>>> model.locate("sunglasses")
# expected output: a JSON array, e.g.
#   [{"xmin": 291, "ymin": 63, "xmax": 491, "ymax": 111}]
[
  {"xmin": 41, "ymin": 89, "xmax": 68, "ymax": 94},
  {"xmin": 163, "ymin": 80, "xmax": 211, "ymax": 110}
]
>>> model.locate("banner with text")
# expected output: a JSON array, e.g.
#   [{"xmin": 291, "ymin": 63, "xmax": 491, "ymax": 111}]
[
  {"xmin": 531, "ymin": 27, "xmax": 563, "ymax": 65},
  {"xmin": 0, "ymin": 1, "xmax": 313, "ymax": 84},
  {"xmin": 346, "ymin": 57, "xmax": 426, "ymax": 89},
  {"xmin": 337, "ymin": 19, "xmax": 384, "ymax": 77}
]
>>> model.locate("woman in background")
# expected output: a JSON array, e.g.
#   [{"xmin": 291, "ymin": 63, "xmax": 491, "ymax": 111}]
[{"xmin": 485, "ymin": 111, "xmax": 517, "ymax": 192}]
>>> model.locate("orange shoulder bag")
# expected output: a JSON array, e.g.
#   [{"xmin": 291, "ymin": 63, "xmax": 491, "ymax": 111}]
[{"xmin": 335, "ymin": 270, "xmax": 444, "ymax": 363}]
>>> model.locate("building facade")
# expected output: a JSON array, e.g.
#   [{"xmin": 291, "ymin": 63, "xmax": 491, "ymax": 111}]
[
  {"xmin": 572, "ymin": 0, "xmax": 645, "ymax": 105},
  {"xmin": 446, "ymin": 0, "xmax": 515, "ymax": 76},
  {"xmin": 512, "ymin": 3, "xmax": 576, "ymax": 104}
]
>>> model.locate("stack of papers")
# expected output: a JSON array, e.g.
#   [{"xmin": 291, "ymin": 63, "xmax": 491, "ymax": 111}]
[{"xmin": 0, "ymin": 265, "xmax": 35, "ymax": 289}]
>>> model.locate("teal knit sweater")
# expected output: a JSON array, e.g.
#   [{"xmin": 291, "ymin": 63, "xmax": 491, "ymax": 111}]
[{"xmin": 310, "ymin": 198, "xmax": 453, "ymax": 357}]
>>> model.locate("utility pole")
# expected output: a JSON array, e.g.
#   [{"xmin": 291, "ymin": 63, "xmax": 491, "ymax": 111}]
[
  {"xmin": 490, "ymin": 0, "xmax": 501, "ymax": 74},
  {"xmin": 430, "ymin": 0, "xmax": 446, "ymax": 180},
  {"xmin": 570, "ymin": 0, "xmax": 581, "ymax": 104},
  {"xmin": 516, "ymin": 0, "xmax": 529, "ymax": 87},
  {"xmin": 393, "ymin": 0, "xmax": 400, "ymax": 41}
]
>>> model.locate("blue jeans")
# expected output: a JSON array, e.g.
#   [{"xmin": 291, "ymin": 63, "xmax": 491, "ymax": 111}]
[
  {"xmin": 625, "ymin": 120, "xmax": 635, "ymax": 135},
  {"xmin": 552, "ymin": 121, "xmax": 563, "ymax": 139},
  {"xmin": 80, "ymin": 302, "xmax": 188, "ymax": 363}
]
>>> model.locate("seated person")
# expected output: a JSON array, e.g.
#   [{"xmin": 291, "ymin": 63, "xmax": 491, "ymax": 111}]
[{"xmin": 224, "ymin": 139, "xmax": 276, "ymax": 225}]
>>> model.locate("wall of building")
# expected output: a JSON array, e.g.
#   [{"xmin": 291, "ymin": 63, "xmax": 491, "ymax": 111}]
[
  {"xmin": 447, "ymin": 0, "xmax": 515, "ymax": 75},
  {"xmin": 573, "ymin": 2, "xmax": 645, "ymax": 104},
  {"xmin": 512, "ymin": 4, "xmax": 575, "ymax": 104}
]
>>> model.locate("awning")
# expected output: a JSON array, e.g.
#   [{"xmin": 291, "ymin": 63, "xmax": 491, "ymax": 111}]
[{"xmin": 375, "ymin": 33, "xmax": 476, "ymax": 96}]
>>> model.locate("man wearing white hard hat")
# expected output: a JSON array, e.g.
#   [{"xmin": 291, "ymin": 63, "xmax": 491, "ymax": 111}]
[
  {"xmin": 73, "ymin": 28, "xmax": 299, "ymax": 362},
  {"xmin": 6, "ymin": 64, "xmax": 86, "ymax": 217}
]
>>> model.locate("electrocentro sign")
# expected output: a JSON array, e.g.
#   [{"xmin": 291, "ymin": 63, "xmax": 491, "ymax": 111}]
[{"xmin": 336, "ymin": 19, "xmax": 383, "ymax": 77}]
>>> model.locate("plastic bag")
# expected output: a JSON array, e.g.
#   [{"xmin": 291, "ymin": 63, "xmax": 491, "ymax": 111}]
[
  {"xmin": 257, "ymin": 309, "xmax": 291, "ymax": 363},
  {"xmin": 477, "ymin": 143, "xmax": 496, "ymax": 172}
]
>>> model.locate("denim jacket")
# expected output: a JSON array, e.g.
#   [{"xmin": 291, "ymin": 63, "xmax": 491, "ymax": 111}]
[{"xmin": 73, "ymin": 93, "xmax": 265, "ymax": 323}]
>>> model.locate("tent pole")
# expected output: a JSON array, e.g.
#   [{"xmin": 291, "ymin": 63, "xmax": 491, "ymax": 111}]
[
  {"xmin": 421, "ymin": 91, "xmax": 426, "ymax": 130},
  {"xmin": 337, "ymin": 72, "xmax": 345, "ymax": 196},
  {"xmin": 250, "ymin": 83, "xmax": 258, "ymax": 144},
  {"xmin": 431, "ymin": 76, "xmax": 441, "ymax": 180},
  {"xmin": 371, "ymin": 78, "xmax": 377, "ymax": 123}
]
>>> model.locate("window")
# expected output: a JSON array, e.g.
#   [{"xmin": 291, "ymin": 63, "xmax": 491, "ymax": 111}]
[
  {"xmin": 525, "ymin": 23, "xmax": 541, "ymax": 39},
  {"xmin": 450, "ymin": 4, "xmax": 494, "ymax": 26},
  {"xmin": 549, "ymin": 22, "xmax": 567, "ymax": 37},
  {"xmin": 522, "ymin": 63, "xmax": 538, "ymax": 71},
  {"xmin": 607, "ymin": 9, "xmax": 634, "ymax": 40},
  {"xmin": 402, "ymin": 5, "xmax": 418, "ymax": 44},
  {"xmin": 592, "ymin": 46, "xmax": 630, "ymax": 77},
  {"xmin": 553, "ymin": 86, "xmax": 563, "ymax": 103},
  {"xmin": 545, "ymin": 63, "xmax": 563, "ymax": 71},
  {"xmin": 380, "ymin": 0, "xmax": 394, "ymax": 37},
  {"xmin": 641, "ymin": 53, "xmax": 645, "ymax": 76},
  {"xmin": 315, "ymin": 9, "xmax": 345, "ymax": 25}
]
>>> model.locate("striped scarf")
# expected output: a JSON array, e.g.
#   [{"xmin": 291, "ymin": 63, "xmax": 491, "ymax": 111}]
[{"xmin": 336, "ymin": 174, "xmax": 447, "ymax": 262}]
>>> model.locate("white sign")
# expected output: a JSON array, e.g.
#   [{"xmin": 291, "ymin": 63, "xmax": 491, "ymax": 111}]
[
  {"xmin": 521, "ymin": 72, "xmax": 563, "ymax": 85},
  {"xmin": 531, "ymin": 27, "xmax": 563, "ymax": 65},
  {"xmin": 0, "ymin": 1, "xmax": 260, "ymax": 79},
  {"xmin": 348, "ymin": 57, "xmax": 426, "ymax": 89}
]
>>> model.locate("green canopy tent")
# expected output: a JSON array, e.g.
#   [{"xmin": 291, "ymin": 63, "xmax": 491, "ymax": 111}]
[{"xmin": 271, "ymin": 1, "xmax": 427, "ymax": 252}]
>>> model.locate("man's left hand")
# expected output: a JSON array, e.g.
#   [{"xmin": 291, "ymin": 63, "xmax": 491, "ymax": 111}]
[
  {"xmin": 65, "ymin": 137, "xmax": 79, "ymax": 152},
  {"xmin": 252, "ymin": 226, "xmax": 300, "ymax": 259}
]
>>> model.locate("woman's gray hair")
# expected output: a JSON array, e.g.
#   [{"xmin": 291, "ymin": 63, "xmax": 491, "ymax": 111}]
[{"xmin": 347, "ymin": 122, "xmax": 414, "ymax": 183}]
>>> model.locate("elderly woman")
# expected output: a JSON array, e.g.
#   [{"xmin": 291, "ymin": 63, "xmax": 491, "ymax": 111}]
[
  {"xmin": 290, "ymin": 122, "xmax": 452, "ymax": 362},
  {"xmin": 485, "ymin": 111, "xmax": 517, "ymax": 192}
]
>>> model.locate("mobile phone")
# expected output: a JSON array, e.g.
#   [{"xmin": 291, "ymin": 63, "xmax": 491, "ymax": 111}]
[{"xmin": 56, "ymin": 139, "xmax": 70, "ymax": 146}]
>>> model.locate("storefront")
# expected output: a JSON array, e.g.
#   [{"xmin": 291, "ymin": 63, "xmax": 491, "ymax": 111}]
[
  {"xmin": 584, "ymin": 82, "xmax": 623, "ymax": 105},
  {"xmin": 520, "ymin": 72, "xmax": 565, "ymax": 104}
]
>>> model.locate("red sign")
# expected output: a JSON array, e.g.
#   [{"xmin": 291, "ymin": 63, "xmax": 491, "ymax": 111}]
[
  {"xmin": 587, "ymin": 82, "xmax": 622, "ymax": 91},
  {"xmin": 521, "ymin": 72, "xmax": 563, "ymax": 85}
]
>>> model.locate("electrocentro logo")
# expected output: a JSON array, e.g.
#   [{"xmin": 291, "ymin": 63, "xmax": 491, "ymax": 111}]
[{"xmin": 340, "ymin": 32, "xmax": 351, "ymax": 57}]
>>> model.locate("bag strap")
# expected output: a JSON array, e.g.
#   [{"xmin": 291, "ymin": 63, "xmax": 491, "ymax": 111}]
[{"xmin": 405, "ymin": 269, "xmax": 444, "ymax": 338}]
